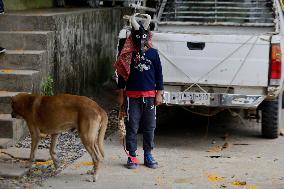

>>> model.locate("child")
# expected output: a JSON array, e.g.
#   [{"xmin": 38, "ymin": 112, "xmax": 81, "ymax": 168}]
[{"xmin": 116, "ymin": 13, "xmax": 163, "ymax": 169}]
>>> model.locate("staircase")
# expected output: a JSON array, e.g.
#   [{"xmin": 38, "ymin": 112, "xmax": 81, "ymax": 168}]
[
  {"xmin": 0, "ymin": 14, "xmax": 54, "ymax": 148},
  {"xmin": 159, "ymin": 0, "xmax": 275, "ymax": 26},
  {"xmin": 0, "ymin": 8, "xmax": 127, "ymax": 148}
]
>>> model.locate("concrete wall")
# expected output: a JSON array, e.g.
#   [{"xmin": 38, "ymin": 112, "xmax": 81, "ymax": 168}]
[
  {"xmin": 3, "ymin": 0, "xmax": 54, "ymax": 10},
  {"xmin": 52, "ymin": 8, "xmax": 130, "ymax": 95}
]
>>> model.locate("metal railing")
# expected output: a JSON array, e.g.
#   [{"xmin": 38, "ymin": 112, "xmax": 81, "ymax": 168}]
[{"xmin": 158, "ymin": 0, "xmax": 275, "ymax": 26}]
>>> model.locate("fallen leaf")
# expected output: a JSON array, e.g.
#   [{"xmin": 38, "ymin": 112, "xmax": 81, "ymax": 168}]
[
  {"xmin": 207, "ymin": 145, "xmax": 222, "ymax": 152},
  {"xmin": 222, "ymin": 142, "xmax": 229, "ymax": 149},
  {"xmin": 81, "ymin": 161, "xmax": 93, "ymax": 166},
  {"xmin": 35, "ymin": 160, "xmax": 53, "ymax": 166},
  {"xmin": 207, "ymin": 174, "xmax": 225, "ymax": 182},
  {"xmin": 0, "ymin": 70, "xmax": 15, "ymax": 73},
  {"xmin": 248, "ymin": 186, "xmax": 259, "ymax": 189},
  {"xmin": 231, "ymin": 180, "xmax": 246, "ymax": 186},
  {"xmin": 72, "ymin": 161, "xmax": 94, "ymax": 169}
]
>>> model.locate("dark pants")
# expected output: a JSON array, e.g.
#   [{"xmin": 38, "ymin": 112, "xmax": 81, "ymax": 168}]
[
  {"xmin": 0, "ymin": 0, "xmax": 3, "ymax": 11},
  {"xmin": 125, "ymin": 97, "xmax": 156, "ymax": 155}
]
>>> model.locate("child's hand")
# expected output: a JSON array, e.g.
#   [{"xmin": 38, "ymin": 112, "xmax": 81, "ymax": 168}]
[{"xmin": 155, "ymin": 91, "xmax": 163, "ymax": 106}]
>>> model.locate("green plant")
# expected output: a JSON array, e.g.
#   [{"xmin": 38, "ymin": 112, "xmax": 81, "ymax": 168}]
[{"xmin": 41, "ymin": 76, "xmax": 54, "ymax": 96}]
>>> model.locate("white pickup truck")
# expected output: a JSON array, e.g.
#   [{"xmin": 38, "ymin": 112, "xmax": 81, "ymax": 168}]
[{"xmin": 117, "ymin": 0, "xmax": 284, "ymax": 138}]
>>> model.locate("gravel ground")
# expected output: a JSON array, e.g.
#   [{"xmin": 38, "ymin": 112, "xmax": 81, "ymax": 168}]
[{"xmin": 0, "ymin": 89, "xmax": 119, "ymax": 189}]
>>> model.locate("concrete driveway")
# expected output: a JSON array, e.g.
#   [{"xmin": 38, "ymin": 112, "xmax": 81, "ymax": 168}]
[{"xmin": 35, "ymin": 110, "xmax": 284, "ymax": 189}]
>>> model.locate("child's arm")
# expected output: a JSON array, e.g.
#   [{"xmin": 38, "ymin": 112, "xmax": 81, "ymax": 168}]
[
  {"xmin": 154, "ymin": 50, "xmax": 164, "ymax": 106},
  {"xmin": 117, "ymin": 75, "xmax": 126, "ymax": 107}
]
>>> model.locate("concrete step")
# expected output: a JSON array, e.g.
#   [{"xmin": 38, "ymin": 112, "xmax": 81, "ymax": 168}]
[
  {"xmin": 0, "ymin": 138, "xmax": 13, "ymax": 149},
  {"xmin": 2, "ymin": 147, "xmax": 51, "ymax": 162},
  {"xmin": 0, "ymin": 50, "xmax": 47, "ymax": 70},
  {"xmin": 0, "ymin": 162, "xmax": 29, "ymax": 179},
  {"xmin": 0, "ymin": 91, "xmax": 20, "ymax": 114},
  {"xmin": 0, "ymin": 70, "xmax": 40, "ymax": 93},
  {"xmin": 0, "ymin": 9, "xmax": 97, "ymax": 31},
  {"xmin": 0, "ymin": 31, "xmax": 54, "ymax": 50},
  {"xmin": 0, "ymin": 14, "xmax": 56, "ymax": 31},
  {"xmin": 0, "ymin": 114, "xmax": 27, "ymax": 141}
]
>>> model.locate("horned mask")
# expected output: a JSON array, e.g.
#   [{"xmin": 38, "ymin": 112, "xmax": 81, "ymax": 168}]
[{"xmin": 130, "ymin": 13, "xmax": 151, "ymax": 57}]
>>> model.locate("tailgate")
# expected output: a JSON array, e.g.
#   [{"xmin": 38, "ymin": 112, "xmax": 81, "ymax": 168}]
[{"xmin": 152, "ymin": 32, "xmax": 270, "ymax": 87}]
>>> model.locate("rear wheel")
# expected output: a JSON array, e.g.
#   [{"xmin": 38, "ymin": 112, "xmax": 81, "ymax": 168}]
[{"xmin": 261, "ymin": 96, "xmax": 282, "ymax": 139}]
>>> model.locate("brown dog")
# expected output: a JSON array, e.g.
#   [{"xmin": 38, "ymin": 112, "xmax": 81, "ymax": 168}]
[{"xmin": 11, "ymin": 93, "xmax": 108, "ymax": 181}]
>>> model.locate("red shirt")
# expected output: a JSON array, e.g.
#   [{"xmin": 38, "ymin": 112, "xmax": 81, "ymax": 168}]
[{"xmin": 126, "ymin": 90, "xmax": 156, "ymax": 98}]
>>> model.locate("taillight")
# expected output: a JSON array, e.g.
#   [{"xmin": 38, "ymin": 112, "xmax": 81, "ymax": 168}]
[{"xmin": 270, "ymin": 43, "xmax": 282, "ymax": 84}]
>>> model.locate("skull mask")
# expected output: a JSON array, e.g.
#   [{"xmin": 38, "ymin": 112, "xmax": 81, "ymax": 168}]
[{"xmin": 130, "ymin": 13, "xmax": 151, "ymax": 57}]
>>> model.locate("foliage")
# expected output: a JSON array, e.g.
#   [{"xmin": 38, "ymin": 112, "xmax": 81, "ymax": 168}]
[{"xmin": 40, "ymin": 76, "xmax": 54, "ymax": 96}]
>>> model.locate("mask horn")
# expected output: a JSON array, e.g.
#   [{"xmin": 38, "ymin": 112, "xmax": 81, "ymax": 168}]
[
  {"xmin": 141, "ymin": 14, "xmax": 151, "ymax": 30},
  {"xmin": 130, "ymin": 13, "xmax": 140, "ymax": 30}
]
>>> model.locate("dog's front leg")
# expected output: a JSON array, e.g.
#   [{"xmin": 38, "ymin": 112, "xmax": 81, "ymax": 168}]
[
  {"xmin": 28, "ymin": 128, "xmax": 40, "ymax": 168},
  {"xmin": 50, "ymin": 134, "xmax": 60, "ymax": 169}
]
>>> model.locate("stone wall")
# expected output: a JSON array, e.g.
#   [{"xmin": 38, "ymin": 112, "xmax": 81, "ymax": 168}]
[{"xmin": 51, "ymin": 8, "xmax": 130, "ymax": 95}]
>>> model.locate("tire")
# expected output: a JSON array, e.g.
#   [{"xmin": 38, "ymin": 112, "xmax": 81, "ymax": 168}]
[
  {"xmin": 261, "ymin": 97, "xmax": 281, "ymax": 139},
  {"xmin": 87, "ymin": 0, "xmax": 100, "ymax": 7}
]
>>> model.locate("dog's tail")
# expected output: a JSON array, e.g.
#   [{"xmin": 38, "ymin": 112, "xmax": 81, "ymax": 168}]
[{"xmin": 98, "ymin": 111, "xmax": 108, "ymax": 159}]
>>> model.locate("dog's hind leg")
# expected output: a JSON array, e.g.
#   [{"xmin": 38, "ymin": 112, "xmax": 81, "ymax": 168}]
[
  {"xmin": 28, "ymin": 127, "xmax": 40, "ymax": 168},
  {"xmin": 98, "ymin": 112, "xmax": 108, "ymax": 158},
  {"xmin": 79, "ymin": 115, "xmax": 104, "ymax": 182},
  {"xmin": 80, "ymin": 133, "xmax": 101, "ymax": 182},
  {"xmin": 50, "ymin": 134, "xmax": 60, "ymax": 169},
  {"xmin": 89, "ymin": 118, "xmax": 103, "ymax": 161}
]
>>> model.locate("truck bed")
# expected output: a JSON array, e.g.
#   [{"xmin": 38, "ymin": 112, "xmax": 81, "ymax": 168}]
[{"xmin": 153, "ymin": 0, "xmax": 275, "ymax": 89}]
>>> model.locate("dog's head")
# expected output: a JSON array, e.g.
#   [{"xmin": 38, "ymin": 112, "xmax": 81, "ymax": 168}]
[{"xmin": 11, "ymin": 93, "xmax": 33, "ymax": 119}]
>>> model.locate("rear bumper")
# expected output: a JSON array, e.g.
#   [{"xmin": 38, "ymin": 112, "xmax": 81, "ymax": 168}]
[{"xmin": 163, "ymin": 91, "xmax": 265, "ymax": 108}]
